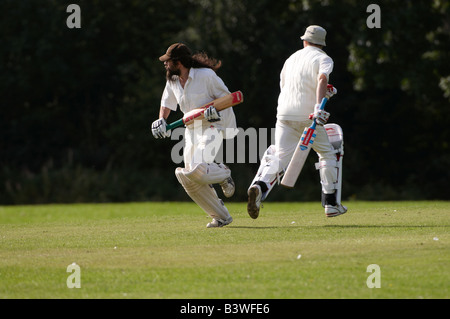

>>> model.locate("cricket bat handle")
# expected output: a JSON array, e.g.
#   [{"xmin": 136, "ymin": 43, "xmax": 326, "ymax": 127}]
[
  {"xmin": 316, "ymin": 97, "xmax": 328, "ymax": 115},
  {"xmin": 310, "ymin": 97, "xmax": 328, "ymax": 129},
  {"xmin": 166, "ymin": 118, "xmax": 184, "ymax": 131}
]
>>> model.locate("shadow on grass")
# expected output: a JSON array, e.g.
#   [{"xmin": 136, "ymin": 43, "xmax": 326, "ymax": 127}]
[
  {"xmin": 228, "ymin": 226, "xmax": 282, "ymax": 229},
  {"xmin": 228, "ymin": 224, "xmax": 449, "ymax": 229},
  {"xmin": 323, "ymin": 225, "xmax": 449, "ymax": 228}
]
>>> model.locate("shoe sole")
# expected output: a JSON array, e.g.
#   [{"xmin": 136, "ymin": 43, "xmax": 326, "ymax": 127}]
[
  {"xmin": 221, "ymin": 178, "xmax": 235, "ymax": 198},
  {"xmin": 326, "ymin": 209, "xmax": 347, "ymax": 218},
  {"xmin": 247, "ymin": 187, "xmax": 260, "ymax": 219}
]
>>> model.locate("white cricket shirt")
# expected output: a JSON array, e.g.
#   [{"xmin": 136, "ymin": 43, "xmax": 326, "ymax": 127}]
[
  {"xmin": 161, "ymin": 67, "xmax": 237, "ymax": 138},
  {"xmin": 276, "ymin": 46, "xmax": 334, "ymax": 122}
]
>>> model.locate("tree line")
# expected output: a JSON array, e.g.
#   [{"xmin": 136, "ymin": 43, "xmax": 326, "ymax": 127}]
[{"xmin": 1, "ymin": 0, "xmax": 449, "ymax": 204}]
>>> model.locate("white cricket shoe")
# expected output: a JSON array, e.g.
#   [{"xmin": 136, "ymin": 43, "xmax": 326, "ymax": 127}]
[
  {"xmin": 218, "ymin": 164, "xmax": 235, "ymax": 198},
  {"xmin": 206, "ymin": 216, "xmax": 233, "ymax": 228},
  {"xmin": 220, "ymin": 176, "xmax": 235, "ymax": 198},
  {"xmin": 325, "ymin": 204, "xmax": 348, "ymax": 217},
  {"xmin": 247, "ymin": 185, "xmax": 262, "ymax": 219}
]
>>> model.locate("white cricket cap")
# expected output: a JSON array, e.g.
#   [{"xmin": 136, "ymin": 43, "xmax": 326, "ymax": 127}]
[{"xmin": 300, "ymin": 25, "xmax": 327, "ymax": 46}]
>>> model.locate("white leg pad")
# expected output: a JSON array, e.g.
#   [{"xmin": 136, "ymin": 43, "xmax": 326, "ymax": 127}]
[
  {"xmin": 175, "ymin": 167, "xmax": 231, "ymax": 221},
  {"xmin": 315, "ymin": 159, "xmax": 338, "ymax": 194},
  {"xmin": 316, "ymin": 123, "xmax": 344, "ymax": 205},
  {"xmin": 184, "ymin": 163, "xmax": 230, "ymax": 185}
]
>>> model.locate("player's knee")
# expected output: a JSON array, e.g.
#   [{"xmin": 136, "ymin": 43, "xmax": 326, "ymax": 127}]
[
  {"xmin": 175, "ymin": 167, "xmax": 202, "ymax": 193},
  {"xmin": 184, "ymin": 162, "xmax": 230, "ymax": 185},
  {"xmin": 315, "ymin": 159, "xmax": 337, "ymax": 170},
  {"xmin": 183, "ymin": 163, "xmax": 208, "ymax": 184}
]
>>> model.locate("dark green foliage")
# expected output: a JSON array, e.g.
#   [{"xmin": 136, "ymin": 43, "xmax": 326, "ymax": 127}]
[{"xmin": 1, "ymin": 0, "xmax": 449, "ymax": 204}]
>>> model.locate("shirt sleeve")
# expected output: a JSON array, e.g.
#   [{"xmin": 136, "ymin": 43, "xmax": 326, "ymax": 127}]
[
  {"xmin": 279, "ymin": 62, "xmax": 286, "ymax": 90},
  {"xmin": 160, "ymin": 82, "xmax": 178, "ymax": 111},
  {"xmin": 205, "ymin": 69, "xmax": 237, "ymax": 138},
  {"xmin": 207, "ymin": 71, "xmax": 231, "ymax": 99},
  {"xmin": 319, "ymin": 55, "xmax": 334, "ymax": 81}
]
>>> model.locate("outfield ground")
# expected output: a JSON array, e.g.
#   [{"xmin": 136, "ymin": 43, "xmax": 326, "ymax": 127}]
[{"xmin": 0, "ymin": 201, "xmax": 448, "ymax": 299}]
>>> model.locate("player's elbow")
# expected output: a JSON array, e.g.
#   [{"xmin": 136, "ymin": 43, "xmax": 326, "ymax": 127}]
[{"xmin": 318, "ymin": 73, "xmax": 328, "ymax": 84}]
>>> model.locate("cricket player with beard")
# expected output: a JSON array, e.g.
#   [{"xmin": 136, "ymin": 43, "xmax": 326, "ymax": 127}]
[
  {"xmin": 247, "ymin": 25, "xmax": 347, "ymax": 219},
  {"xmin": 151, "ymin": 43, "xmax": 237, "ymax": 228}
]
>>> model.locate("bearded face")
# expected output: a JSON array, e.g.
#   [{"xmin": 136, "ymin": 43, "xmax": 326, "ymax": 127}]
[{"xmin": 165, "ymin": 60, "xmax": 181, "ymax": 82}]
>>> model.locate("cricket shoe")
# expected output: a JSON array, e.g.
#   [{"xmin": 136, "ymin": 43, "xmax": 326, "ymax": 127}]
[
  {"xmin": 325, "ymin": 204, "xmax": 348, "ymax": 218},
  {"xmin": 207, "ymin": 216, "xmax": 233, "ymax": 228},
  {"xmin": 247, "ymin": 185, "xmax": 262, "ymax": 219},
  {"xmin": 219, "ymin": 164, "xmax": 235, "ymax": 198}
]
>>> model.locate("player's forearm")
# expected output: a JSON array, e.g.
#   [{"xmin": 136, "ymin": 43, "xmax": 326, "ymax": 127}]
[
  {"xmin": 159, "ymin": 107, "xmax": 171, "ymax": 119},
  {"xmin": 316, "ymin": 74, "xmax": 328, "ymax": 104}
]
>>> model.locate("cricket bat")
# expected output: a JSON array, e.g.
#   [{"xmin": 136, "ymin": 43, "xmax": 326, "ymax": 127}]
[
  {"xmin": 165, "ymin": 91, "xmax": 243, "ymax": 131},
  {"xmin": 281, "ymin": 97, "xmax": 328, "ymax": 188}
]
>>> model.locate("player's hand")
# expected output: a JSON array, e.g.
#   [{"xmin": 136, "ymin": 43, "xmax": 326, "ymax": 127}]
[
  {"xmin": 151, "ymin": 118, "xmax": 171, "ymax": 139},
  {"xmin": 312, "ymin": 104, "xmax": 330, "ymax": 125},
  {"xmin": 204, "ymin": 105, "xmax": 221, "ymax": 122},
  {"xmin": 326, "ymin": 84, "xmax": 337, "ymax": 99}
]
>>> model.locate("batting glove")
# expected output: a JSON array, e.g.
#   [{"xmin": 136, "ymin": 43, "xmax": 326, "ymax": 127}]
[
  {"xmin": 151, "ymin": 118, "xmax": 171, "ymax": 139},
  {"xmin": 312, "ymin": 103, "xmax": 330, "ymax": 125},
  {"xmin": 204, "ymin": 105, "xmax": 221, "ymax": 122},
  {"xmin": 325, "ymin": 84, "xmax": 337, "ymax": 99}
]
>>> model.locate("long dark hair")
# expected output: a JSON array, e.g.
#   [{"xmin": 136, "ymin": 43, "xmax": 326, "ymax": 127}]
[{"xmin": 176, "ymin": 52, "xmax": 222, "ymax": 72}]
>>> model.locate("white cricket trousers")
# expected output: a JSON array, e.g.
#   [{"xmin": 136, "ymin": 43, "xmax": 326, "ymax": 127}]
[
  {"xmin": 184, "ymin": 122, "xmax": 223, "ymax": 170},
  {"xmin": 276, "ymin": 119, "xmax": 337, "ymax": 194},
  {"xmin": 176, "ymin": 123, "xmax": 232, "ymax": 221}
]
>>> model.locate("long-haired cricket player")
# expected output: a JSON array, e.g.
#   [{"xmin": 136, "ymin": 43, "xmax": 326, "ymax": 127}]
[
  {"xmin": 247, "ymin": 25, "xmax": 348, "ymax": 219},
  {"xmin": 151, "ymin": 43, "xmax": 237, "ymax": 228}
]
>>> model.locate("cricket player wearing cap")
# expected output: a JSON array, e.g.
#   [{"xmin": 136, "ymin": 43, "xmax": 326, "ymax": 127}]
[
  {"xmin": 151, "ymin": 43, "xmax": 237, "ymax": 228},
  {"xmin": 247, "ymin": 25, "xmax": 347, "ymax": 219}
]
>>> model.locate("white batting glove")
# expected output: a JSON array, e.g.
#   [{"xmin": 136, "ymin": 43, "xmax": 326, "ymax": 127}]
[
  {"xmin": 312, "ymin": 103, "xmax": 330, "ymax": 125},
  {"xmin": 151, "ymin": 118, "xmax": 171, "ymax": 139},
  {"xmin": 204, "ymin": 105, "xmax": 221, "ymax": 122},
  {"xmin": 325, "ymin": 84, "xmax": 337, "ymax": 99}
]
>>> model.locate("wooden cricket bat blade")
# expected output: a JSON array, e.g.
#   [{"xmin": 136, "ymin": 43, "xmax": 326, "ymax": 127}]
[
  {"xmin": 182, "ymin": 91, "xmax": 243, "ymax": 126},
  {"xmin": 207, "ymin": 90, "xmax": 243, "ymax": 111},
  {"xmin": 280, "ymin": 97, "xmax": 328, "ymax": 188},
  {"xmin": 281, "ymin": 139, "xmax": 312, "ymax": 188},
  {"xmin": 165, "ymin": 91, "xmax": 243, "ymax": 131}
]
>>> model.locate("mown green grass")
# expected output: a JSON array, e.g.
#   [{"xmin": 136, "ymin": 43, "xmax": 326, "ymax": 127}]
[{"xmin": 0, "ymin": 201, "xmax": 448, "ymax": 299}]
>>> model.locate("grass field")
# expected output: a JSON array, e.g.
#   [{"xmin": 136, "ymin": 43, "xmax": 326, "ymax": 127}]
[{"xmin": 0, "ymin": 201, "xmax": 448, "ymax": 299}]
